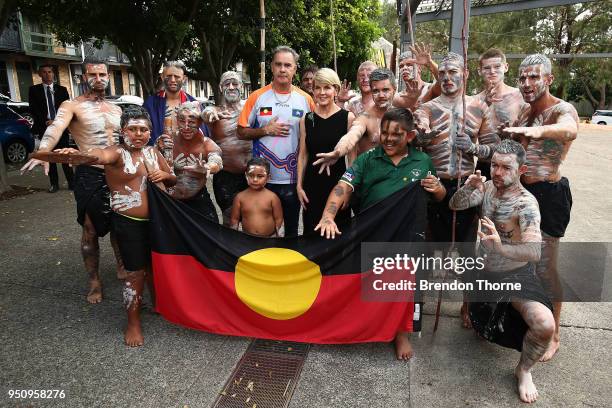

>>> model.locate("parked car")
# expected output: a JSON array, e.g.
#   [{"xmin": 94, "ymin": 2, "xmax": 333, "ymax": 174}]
[
  {"xmin": 0, "ymin": 92, "xmax": 33, "ymax": 128},
  {"xmin": 0, "ymin": 102, "xmax": 35, "ymax": 163},
  {"xmin": 591, "ymin": 110, "xmax": 612, "ymax": 126}
]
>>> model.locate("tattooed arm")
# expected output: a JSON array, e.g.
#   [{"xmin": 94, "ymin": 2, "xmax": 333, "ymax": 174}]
[
  {"xmin": 479, "ymin": 210, "xmax": 541, "ymax": 263},
  {"xmin": 504, "ymin": 105, "xmax": 578, "ymax": 142},
  {"xmin": 449, "ymin": 171, "xmax": 486, "ymax": 210},
  {"xmin": 314, "ymin": 183, "xmax": 352, "ymax": 239},
  {"xmin": 312, "ymin": 114, "xmax": 367, "ymax": 173}
]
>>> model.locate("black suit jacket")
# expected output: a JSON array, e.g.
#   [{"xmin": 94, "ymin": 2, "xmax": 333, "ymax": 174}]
[{"xmin": 28, "ymin": 83, "xmax": 70, "ymax": 140}]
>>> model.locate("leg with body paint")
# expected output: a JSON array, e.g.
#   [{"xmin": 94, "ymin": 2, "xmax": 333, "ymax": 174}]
[
  {"xmin": 394, "ymin": 331, "xmax": 414, "ymax": 360},
  {"xmin": 123, "ymin": 269, "xmax": 145, "ymax": 347},
  {"xmin": 512, "ymin": 300, "xmax": 554, "ymax": 403},
  {"xmin": 82, "ymin": 214, "xmax": 102, "ymax": 304},
  {"xmin": 110, "ymin": 231, "xmax": 127, "ymax": 280},
  {"xmin": 536, "ymin": 234, "xmax": 561, "ymax": 361}
]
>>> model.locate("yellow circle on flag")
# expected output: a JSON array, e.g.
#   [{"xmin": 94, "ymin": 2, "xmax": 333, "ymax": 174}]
[{"xmin": 235, "ymin": 248, "xmax": 322, "ymax": 320}]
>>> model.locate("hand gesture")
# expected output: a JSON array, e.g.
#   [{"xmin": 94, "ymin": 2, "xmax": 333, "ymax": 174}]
[
  {"xmin": 157, "ymin": 135, "xmax": 174, "ymax": 150},
  {"xmin": 416, "ymin": 129, "xmax": 440, "ymax": 145},
  {"xmin": 464, "ymin": 170, "xmax": 486, "ymax": 191},
  {"xmin": 485, "ymin": 84, "xmax": 503, "ymax": 104},
  {"xmin": 478, "ymin": 216, "xmax": 502, "ymax": 253},
  {"xmin": 297, "ymin": 186, "xmax": 309, "ymax": 209},
  {"xmin": 420, "ymin": 174, "xmax": 443, "ymax": 195},
  {"xmin": 337, "ymin": 80, "xmax": 352, "ymax": 103},
  {"xmin": 264, "ymin": 116, "xmax": 290, "ymax": 137},
  {"xmin": 410, "ymin": 43, "xmax": 433, "ymax": 66},
  {"xmin": 455, "ymin": 133, "xmax": 475, "ymax": 153},
  {"xmin": 314, "ymin": 217, "xmax": 342, "ymax": 239},
  {"xmin": 312, "ymin": 150, "xmax": 340, "ymax": 175},
  {"xmin": 54, "ymin": 148, "xmax": 80, "ymax": 155},
  {"xmin": 148, "ymin": 169, "xmax": 170, "ymax": 183},
  {"xmin": 20, "ymin": 158, "xmax": 50, "ymax": 175},
  {"xmin": 202, "ymin": 108, "xmax": 220, "ymax": 123},
  {"xmin": 502, "ymin": 126, "xmax": 542, "ymax": 139}
]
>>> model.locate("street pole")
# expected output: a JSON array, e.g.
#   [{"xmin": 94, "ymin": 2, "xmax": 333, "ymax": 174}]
[
  {"xmin": 330, "ymin": 0, "xmax": 337, "ymax": 71},
  {"xmin": 259, "ymin": 0, "xmax": 266, "ymax": 87}
]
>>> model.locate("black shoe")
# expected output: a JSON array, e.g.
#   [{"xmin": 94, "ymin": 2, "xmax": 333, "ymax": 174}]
[{"xmin": 48, "ymin": 185, "xmax": 59, "ymax": 193}]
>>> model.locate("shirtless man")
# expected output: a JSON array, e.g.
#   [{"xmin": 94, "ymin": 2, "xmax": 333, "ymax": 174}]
[
  {"xmin": 21, "ymin": 59, "xmax": 125, "ymax": 304},
  {"xmin": 475, "ymin": 48, "xmax": 527, "ymax": 180},
  {"xmin": 159, "ymin": 102, "xmax": 223, "ymax": 221},
  {"xmin": 336, "ymin": 61, "xmax": 378, "ymax": 116},
  {"xmin": 202, "ymin": 71, "xmax": 251, "ymax": 224},
  {"xmin": 230, "ymin": 157, "xmax": 284, "ymax": 237},
  {"xmin": 393, "ymin": 43, "xmax": 440, "ymax": 112},
  {"xmin": 313, "ymin": 68, "xmax": 397, "ymax": 172},
  {"xmin": 449, "ymin": 140, "xmax": 554, "ymax": 403},
  {"xmin": 503, "ymin": 54, "xmax": 579, "ymax": 361}
]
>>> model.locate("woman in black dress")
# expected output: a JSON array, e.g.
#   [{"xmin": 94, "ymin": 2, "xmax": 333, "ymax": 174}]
[{"xmin": 297, "ymin": 68, "xmax": 355, "ymax": 234}]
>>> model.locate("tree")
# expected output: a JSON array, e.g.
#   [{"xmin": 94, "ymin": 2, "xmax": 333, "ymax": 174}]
[{"xmin": 20, "ymin": 0, "xmax": 200, "ymax": 97}]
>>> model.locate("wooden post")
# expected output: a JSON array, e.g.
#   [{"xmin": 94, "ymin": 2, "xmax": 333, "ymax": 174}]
[
  {"xmin": 330, "ymin": 0, "xmax": 337, "ymax": 71},
  {"xmin": 259, "ymin": 0, "xmax": 266, "ymax": 87}
]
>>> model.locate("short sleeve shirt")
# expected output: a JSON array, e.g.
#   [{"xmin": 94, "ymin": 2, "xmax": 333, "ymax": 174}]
[
  {"xmin": 340, "ymin": 145, "xmax": 437, "ymax": 210},
  {"xmin": 238, "ymin": 84, "xmax": 315, "ymax": 184}
]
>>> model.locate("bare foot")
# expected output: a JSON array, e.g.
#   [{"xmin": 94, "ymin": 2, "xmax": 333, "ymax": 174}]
[
  {"xmin": 394, "ymin": 332, "xmax": 414, "ymax": 360},
  {"xmin": 124, "ymin": 322, "xmax": 144, "ymax": 347},
  {"xmin": 116, "ymin": 265, "xmax": 128, "ymax": 280},
  {"xmin": 86, "ymin": 280, "xmax": 103, "ymax": 304},
  {"xmin": 540, "ymin": 337, "xmax": 559, "ymax": 362},
  {"xmin": 460, "ymin": 302, "xmax": 472, "ymax": 329},
  {"xmin": 515, "ymin": 366, "xmax": 539, "ymax": 403}
]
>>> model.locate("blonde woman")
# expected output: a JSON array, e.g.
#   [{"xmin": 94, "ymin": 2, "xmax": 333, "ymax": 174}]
[{"xmin": 297, "ymin": 68, "xmax": 355, "ymax": 234}]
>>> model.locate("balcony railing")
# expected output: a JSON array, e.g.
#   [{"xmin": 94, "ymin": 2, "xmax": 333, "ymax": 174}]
[{"xmin": 21, "ymin": 30, "xmax": 82, "ymax": 59}]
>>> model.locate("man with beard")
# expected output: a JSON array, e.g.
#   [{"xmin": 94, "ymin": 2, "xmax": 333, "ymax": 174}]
[
  {"xmin": 475, "ymin": 48, "xmax": 527, "ymax": 180},
  {"xmin": 449, "ymin": 140, "xmax": 553, "ymax": 403},
  {"xmin": 502, "ymin": 54, "xmax": 579, "ymax": 362},
  {"xmin": 393, "ymin": 43, "xmax": 440, "ymax": 112},
  {"xmin": 21, "ymin": 58, "xmax": 125, "ymax": 304},
  {"xmin": 299, "ymin": 64, "xmax": 318, "ymax": 97},
  {"xmin": 414, "ymin": 52, "xmax": 497, "ymax": 328},
  {"xmin": 143, "ymin": 60, "xmax": 209, "ymax": 146},
  {"xmin": 313, "ymin": 68, "xmax": 398, "ymax": 173},
  {"xmin": 202, "ymin": 71, "xmax": 251, "ymax": 224},
  {"xmin": 337, "ymin": 61, "xmax": 378, "ymax": 116}
]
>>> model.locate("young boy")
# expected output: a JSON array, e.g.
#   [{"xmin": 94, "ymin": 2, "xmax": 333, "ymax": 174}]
[
  {"xmin": 230, "ymin": 157, "xmax": 284, "ymax": 237},
  {"xmin": 55, "ymin": 107, "xmax": 176, "ymax": 347}
]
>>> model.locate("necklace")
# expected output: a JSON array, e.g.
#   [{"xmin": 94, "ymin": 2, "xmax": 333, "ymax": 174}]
[{"xmin": 272, "ymin": 86, "xmax": 292, "ymax": 104}]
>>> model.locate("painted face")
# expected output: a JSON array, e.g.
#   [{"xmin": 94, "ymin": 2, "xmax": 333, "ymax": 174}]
[
  {"xmin": 398, "ymin": 58, "xmax": 419, "ymax": 82},
  {"xmin": 301, "ymin": 72, "xmax": 315, "ymax": 95},
  {"xmin": 478, "ymin": 57, "xmax": 507, "ymax": 86},
  {"xmin": 370, "ymin": 79, "xmax": 395, "ymax": 109},
  {"xmin": 357, "ymin": 65, "xmax": 375, "ymax": 93},
  {"xmin": 177, "ymin": 111, "xmax": 201, "ymax": 139},
  {"xmin": 438, "ymin": 61, "xmax": 464, "ymax": 96},
  {"xmin": 271, "ymin": 51, "xmax": 297, "ymax": 87},
  {"xmin": 380, "ymin": 120, "xmax": 411, "ymax": 158},
  {"xmin": 84, "ymin": 64, "xmax": 109, "ymax": 91},
  {"xmin": 38, "ymin": 67, "xmax": 55, "ymax": 85},
  {"xmin": 123, "ymin": 119, "xmax": 151, "ymax": 148},
  {"xmin": 245, "ymin": 165, "xmax": 269, "ymax": 190},
  {"xmin": 490, "ymin": 152, "xmax": 521, "ymax": 189},
  {"xmin": 313, "ymin": 81, "xmax": 337, "ymax": 106},
  {"xmin": 221, "ymin": 78, "xmax": 241, "ymax": 103},
  {"xmin": 162, "ymin": 66, "xmax": 185, "ymax": 93},
  {"xmin": 517, "ymin": 64, "xmax": 550, "ymax": 103}
]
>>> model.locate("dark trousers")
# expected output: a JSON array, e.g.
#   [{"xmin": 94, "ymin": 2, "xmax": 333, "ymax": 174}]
[
  {"xmin": 266, "ymin": 183, "xmax": 300, "ymax": 237},
  {"xmin": 42, "ymin": 131, "xmax": 74, "ymax": 188}
]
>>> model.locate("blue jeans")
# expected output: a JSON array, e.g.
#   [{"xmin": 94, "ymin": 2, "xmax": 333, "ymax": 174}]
[{"xmin": 266, "ymin": 183, "xmax": 300, "ymax": 237}]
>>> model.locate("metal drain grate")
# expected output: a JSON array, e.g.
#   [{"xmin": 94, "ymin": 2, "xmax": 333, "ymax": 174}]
[{"xmin": 213, "ymin": 339, "xmax": 310, "ymax": 408}]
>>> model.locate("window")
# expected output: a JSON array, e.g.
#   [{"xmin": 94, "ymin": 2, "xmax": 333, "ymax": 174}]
[
  {"xmin": 15, "ymin": 62, "xmax": 33, "ymax": 102},
  {"xmin": 113, "ymin": 71, "xmax": 124, "ymax": 95},
  {"xmin": 128, "ymin": 72, "xmax": 141, "ymax": 97}
]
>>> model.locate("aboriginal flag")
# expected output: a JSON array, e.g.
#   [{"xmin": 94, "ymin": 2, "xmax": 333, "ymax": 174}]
[{"xmin": 148, "ymin": 183, "xmax": 427, "ymax": 344}]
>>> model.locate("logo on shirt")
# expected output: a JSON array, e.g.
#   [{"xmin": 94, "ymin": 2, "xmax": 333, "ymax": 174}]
[
  {"xmin": 259, "ymin": 107, "xmax": 273, "ymax": 116},
  {"xmin": 342, "ymin": 171, "xmax": 354, "ymax": 182},
  {"xmin": 292, "ymin": 109, "xmax": 304, "ymax": 118},
  {"xmin": 411, "ymin": 169, "xmax": 422, "ymax": 178}
]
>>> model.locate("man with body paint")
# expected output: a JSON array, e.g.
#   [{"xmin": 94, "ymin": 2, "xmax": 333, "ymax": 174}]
[
  {"xmin": 237, "ymin": 45, "xmax": 315, "ymax": 237},
  {"xmin": 159, "ymin": 102, "xmax": 223, "ymax": 222},
  {"xmin": 475, "ymin": 48, "xmax": 528, "ymax": 180},
  {"xmin": 392, "ymin": 43, "xmax": 440, "ymax": 112},
  {"xmin": 413, "ymin": 52, "xmax": 498, "ymax": 328},
  {"xmin": 336, "ymin": 60, "xmax": 378, "ymax": 116},
  {"xmin": 143, "ymin": 60, "xmax": 209, "ymax": 146},
  {"xmin": 21, "ymin": 59, "xmax": 126, "ymax": 304},
  {"xmin": 202, "ymin": 71, "xmax": 251, "ymax": 225},
  {"xmin": 313, "ymin": 68, "xmax": 398, "ymax": 173},
  {"xmin": 502, "ymin": 54, "xmax": 579, "ymax": 362},
  {"xmin": 449, "ymin": 139, "xmax": 553, "ymax": 404},
  {"xmin": 55, "ymin": 107, "xmax": 175, "ymax": 347}
]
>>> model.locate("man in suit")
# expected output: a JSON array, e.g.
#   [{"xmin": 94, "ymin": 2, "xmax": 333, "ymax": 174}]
[{"xmin": 29, "ymin": 64, "xmax": 74, "ymax": 192}]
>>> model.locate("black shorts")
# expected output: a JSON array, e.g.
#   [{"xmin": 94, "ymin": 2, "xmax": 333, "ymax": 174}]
[
  {"xmin": 73, "ymin": 165, "xmax": 112, "ymax": 237},
  {"xmin": 111, "ymin": 212, "xmax": 151, "ymax": 271},
  {"xmin": 468, "ymin": 263, "xmax": 553, "ymax": 352},
  {"xmin": 213, "ymin": 170, "xmax": 248, "ymax": 213},
  {"xmin": 524, "ymin": 177, "xmax": 572, "ymax": 238},
  {"xmin": 181, "ymin": 188, "xmax": 219, "ymax": 223},
  {"xmin": 428, "ymin": 177, "xmax": 478, "ymax": 243}
]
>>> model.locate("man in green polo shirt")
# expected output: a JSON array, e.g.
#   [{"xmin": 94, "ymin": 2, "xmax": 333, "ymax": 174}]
[{"xmin": 315, "ymin": 107, "xmax": 445, "ymax": 361}]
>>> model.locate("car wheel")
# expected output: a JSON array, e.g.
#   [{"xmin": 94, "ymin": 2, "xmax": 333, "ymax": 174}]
[
  {"xmin": 22, "ymin": 112, "xmax": 34, "ymax": 128},
  {"xmin": 5, "ymin": 140, "xmax": 28, "ymax": 163},
  {"xmin": 597, "ymin": 121, "xmax": 607, "ymax": 125}
]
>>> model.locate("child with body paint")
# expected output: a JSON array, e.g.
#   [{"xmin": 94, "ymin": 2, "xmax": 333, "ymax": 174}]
[
  {"xmin": 230, "ymin": 157, "xmax": 284, "ymax": 237},
  {"xmin": 55, "ymin": 107, "xmax": 176, "ymax": 347}
]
